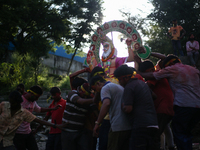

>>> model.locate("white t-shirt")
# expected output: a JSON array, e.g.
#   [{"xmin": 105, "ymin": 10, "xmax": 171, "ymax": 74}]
[{"xmin": 101, "ymin": 82, "xmax": 132, "ymax": 132}]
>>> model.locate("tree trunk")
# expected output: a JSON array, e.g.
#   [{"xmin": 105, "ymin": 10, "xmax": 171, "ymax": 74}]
[{"xmin": 67, "ymin": 48, "xmax": 77, "ymax": 75}]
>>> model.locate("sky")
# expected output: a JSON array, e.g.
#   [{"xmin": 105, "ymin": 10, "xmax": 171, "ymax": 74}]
[{"xmin": 85, "ymin": 0, "xmax": 154, "ymax": 66}]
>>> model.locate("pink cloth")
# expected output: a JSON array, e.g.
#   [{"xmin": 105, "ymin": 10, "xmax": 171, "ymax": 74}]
[
  {"xmin": 153, "ymin": 63, "xmax": 200, "ymax": 108},
  {"xmin": 186, "ymin": 41, "xmax": 199, "ymax": 52},
  {"xmin": 98, "ymin": 57, "xmax": 127, "ymax": 68},
  {"xmin": 16, "ymin": 96, "xmax": 41, "ymax": 134}
]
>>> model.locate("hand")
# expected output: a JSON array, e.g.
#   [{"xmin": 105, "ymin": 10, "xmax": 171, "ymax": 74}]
[
  {"xmin": 53, "ymin": 104, "xmax": 62, "ymax": 110},
  {"xmin": 56, "ymin": 123, "xmax": 69, "ymax": 130},
  {"xmin": 93, "ymin": 124, "xmax": 100, "ymax": 137},
  {"xmin": 137, "ymin": 46, "xmax": 146, "ymax": 54},
  {"xmin": 84, "ymin": 67, "xmax": 91, "ymax": 73}
]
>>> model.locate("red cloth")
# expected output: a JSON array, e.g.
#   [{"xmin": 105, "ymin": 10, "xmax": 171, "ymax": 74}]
[
  {"xmin": 135, "ymin": 74, "xmax": 145, "ymax": 82},
  {"xmin": 46, "ymin": 98, "xmax": 66, "ymax": 134},
  {"xmin": 147, "ymin": 78, "xmax": 174, "ymax": 116}
]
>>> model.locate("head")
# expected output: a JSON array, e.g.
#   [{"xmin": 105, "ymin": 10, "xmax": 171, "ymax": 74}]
[
  {"xmin": 90, "ymin": 66, "xmax": 106, "ymax": 78},
  {"xmin": 16, "ymin": 83, "xmax": 25, "ymax": 95},
  {"xmin": 138, "ymin": 60, "xmax": 155, "ymax": 73},
  {"xmin": 99, "ymin": 31, "xmax": 116, "ymax": 59},
  {"xmin": 188, "ymin": 33, "xmax": 195, "ymax": 41},
  {"xmin": 172, "ymin": 19, "xmax": 177, "ymax": 26},
  {"xmin": 77, "ymin": 83, "xmax": 94, "ymax": 98},
  {"xmin": 50, "ymin": 87, "xmax": 61, "ymax": 101},
  {"xmin": 114, "ymin": 64, "xmax": 134, "ymax": 87},
  {"xmin": 71, "ymin": 77, "xmax": 87, "ymax": 90},
  {"xmin": 26, "ymin": 85, "xmax": 43, "ymax": 102},
  {"xmin": 9, "ymin": 90, "xmax": 23, "ymax": 109},
  {"xmin": 90, "ymin": 75, "xmax": 106, "ymax": 93},
  {"xmin": 102, "ymin": 42, "xmax": 113, "ymax": 59},
  {"xmin": 155, "ymin": 59, "xmax": 163, "ymax": 71},
  {"xmin": 162, "ymin": 54, "xmax": 181, "ymax": 68}
]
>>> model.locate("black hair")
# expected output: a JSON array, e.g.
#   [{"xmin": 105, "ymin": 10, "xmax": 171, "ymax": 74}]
[
  {"xmin": 72, "ymin": 77, "xmax": 87, "ymax": 89},
  {"xmin": 162, "ymin": 54, "xmax": 180, "ymax": 68},
  {"xmin": 188, "ymin": 33, "xmax": 196, "ymax": 41},
  {"xmin": 30, "ymin": 85, "xmax": 43, "ymax": 95},
  {"xmin": 90, "ymin": 75, "xmax": 106, "ymax": 86},
  {"xmin": 50, "ymin": 87, "xmax": 61, "ymax": 95},
  {"xmin": 129, "ymin": 67, "xmax": 136, "ymax": 72},
  {"xmin": 114, "ymin": 64, "xmax": 133, "ymax": 78},
  {"xmin": 17, "ymin": 83, "xmax": 25, "ymax": 89},
  {"xmin": 9, "ymin": 90, "xmax": 23, "ymax": 103},
  {"xmin": 138, "ymin": 60, "xmax": 154, "ymax": 72},
  {"xmin": 90, "ymin": 66, "xmax": 105, "ymax": 78}
]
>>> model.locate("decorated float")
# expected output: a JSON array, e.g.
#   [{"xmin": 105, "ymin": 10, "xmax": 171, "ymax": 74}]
[{"xmin": 84, "ymin": 20, "xmax": 151, "ymax": 76}]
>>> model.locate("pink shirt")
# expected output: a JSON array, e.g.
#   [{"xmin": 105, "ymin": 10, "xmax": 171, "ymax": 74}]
[
  {"xmin": 186, "ymin": 40, "xmax": 199, "ymax": 52},
  {"xmin": 153, "ymin": 63, "xmax": 200, "ymax": 108},
  {"xmin": 16, "ymin": 96, "xmax": 41, "ymax": 134}
]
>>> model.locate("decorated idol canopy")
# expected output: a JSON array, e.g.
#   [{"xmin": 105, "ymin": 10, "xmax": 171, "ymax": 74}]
[{"xmin": 85, "ymin": 20, "xmax": 151, "ymax": 72}]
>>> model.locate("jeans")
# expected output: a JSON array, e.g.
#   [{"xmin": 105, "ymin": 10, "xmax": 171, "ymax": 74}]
[
  {"xmin": 61, "ymin": 129, "xmax": 93, "ymax": 150},
  {"xmin": 98, "ymin": 119, "xmax": 110, "ymax": 150},
  {"xmin": 172, "ymin": 105, "xmax": 200, "ymax": 150},
  {"xmin": 187, "ymin": 51, "xmax": 199, "ymax": 66},
  {"xmin": 172, "ymin": 40, "xmax": 184, "ymax": 56},
  {"xmin": 0, "ymin": 141, "xmax": 16, "ymax": 150},
  {"xmin": 129, "ymin": 127, "xmax": 159, "ymax": 150},
  {"xmin": 46, "ymin": 133, "xmax": 62, "ymax": 150},
  {"xmin": 13, "ymin": 133, "xmax": 38, "ymax": 150}
]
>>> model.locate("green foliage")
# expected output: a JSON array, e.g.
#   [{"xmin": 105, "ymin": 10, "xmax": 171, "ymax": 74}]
[
  {"xmin": 0, "ymin": 52, "xmax": 71, "ymax": 95},
  {"xmin": 148, "ymin": 0, "xmax": 200, "ymax": 55}
]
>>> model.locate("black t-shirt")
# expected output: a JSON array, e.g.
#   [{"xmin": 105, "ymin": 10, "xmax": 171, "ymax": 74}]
[{"xmin": 123, "ymin": 78, "xmax": 158, "ymax": 129}]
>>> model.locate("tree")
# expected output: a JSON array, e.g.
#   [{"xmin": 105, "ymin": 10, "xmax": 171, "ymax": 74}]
[
  {"xmin": 0, "ymin": 0, "xmax": 71, "ymax": 62},
  {"xmin": 148, "ymin": 0, "xmax": 200, "ymax": 54},
  {"xmin": 0, "ymin": 0, "xmax": 103, "ymax": 78},
  {"xmin": 53, "ymin": 0, "xmax": 103, "ymax": 74}
]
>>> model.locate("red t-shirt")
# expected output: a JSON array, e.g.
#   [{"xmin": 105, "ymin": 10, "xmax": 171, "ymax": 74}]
[
  {"xmin": 46, "ymin": 98, "xmax": 66, "ymax": 134},
  {"xmin": 147, "ymin": 78, "xmax": 174, "ymax": 116}
]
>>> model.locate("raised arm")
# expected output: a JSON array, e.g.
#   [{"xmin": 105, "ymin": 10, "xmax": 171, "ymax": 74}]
[{"xmin": 69, "ymin": 68, "xmax": 91, "ymax": 89}]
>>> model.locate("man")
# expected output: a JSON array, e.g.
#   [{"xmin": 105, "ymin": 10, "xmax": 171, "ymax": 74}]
[
  {"xmin": 114, "ymin": 64, "xmax": 159, "ymax": 150},
  {"xmin": 35, "ymin": 87, "xmax": 66, "ymax": 150},
  {"xmin": 167, "ymin": 19, "xmax": 186, "ymax": 56},
  {"xmin": 138, "ymin": 60, "xmax": 175, "ymax": 150},
  {"xmin": 186, "ymin": 33, "xmax": 199, "ymax": 67},
  {"xmin": 91, "ymin": 75, "xmax": 132, "ymax": 150},
  {"xmin": 0, "ymin": 91, "xmax": 65, "ymax": 150},
  {"xmin": 61, "ymin": 79, "xmax": 95, "ymax": 150},
  {"xmin": 13, "ymin": 85, "xmax": 61, "ymax": 150},
  {"xmin": 137, "ymin": 55, "xmax": 200, "ymax": 150}
]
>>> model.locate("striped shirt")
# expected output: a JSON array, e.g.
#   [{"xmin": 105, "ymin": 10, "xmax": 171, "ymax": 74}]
[{"xmin": 62, "ymin": 90, "xmax": 88, "ymax": 132}]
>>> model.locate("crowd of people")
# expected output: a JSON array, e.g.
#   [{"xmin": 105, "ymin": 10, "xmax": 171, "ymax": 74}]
[{"xmin": 0, "ymin": 19, "xmax": 200, "ymax": 150}]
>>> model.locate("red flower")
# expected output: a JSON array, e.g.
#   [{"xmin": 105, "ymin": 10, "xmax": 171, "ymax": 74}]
[
  {"xmin": 111, "ymin": 22, "xmax": 117, "ymax": 28},
  {"xmin": 97, "ymin": 28, "xmax": 103, "ymax": 34},
  {"xmin": 127, "ymin": 27, "xmax": 132, "ymax": 34},
  {"xmin": 119, "ymin": 23, "xmax": 125, "ymax": 29},
  {"xmin": 90, "ymin": 45, "xmax": 95, "ymax": 50},
  {"xmin": 132, "ymin": 34, "xmax": 138, "ymax": 41},
  {"xmin": 134, "ymin": 43, "xmax": 140, "ymax": 50},
  {"xmin": 104, "ymin": 23, "xmax": 109, "ymax": 29},
  {"xmin": 92, "ymin": 35, "xmax": 98, "ymax": 42}
]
